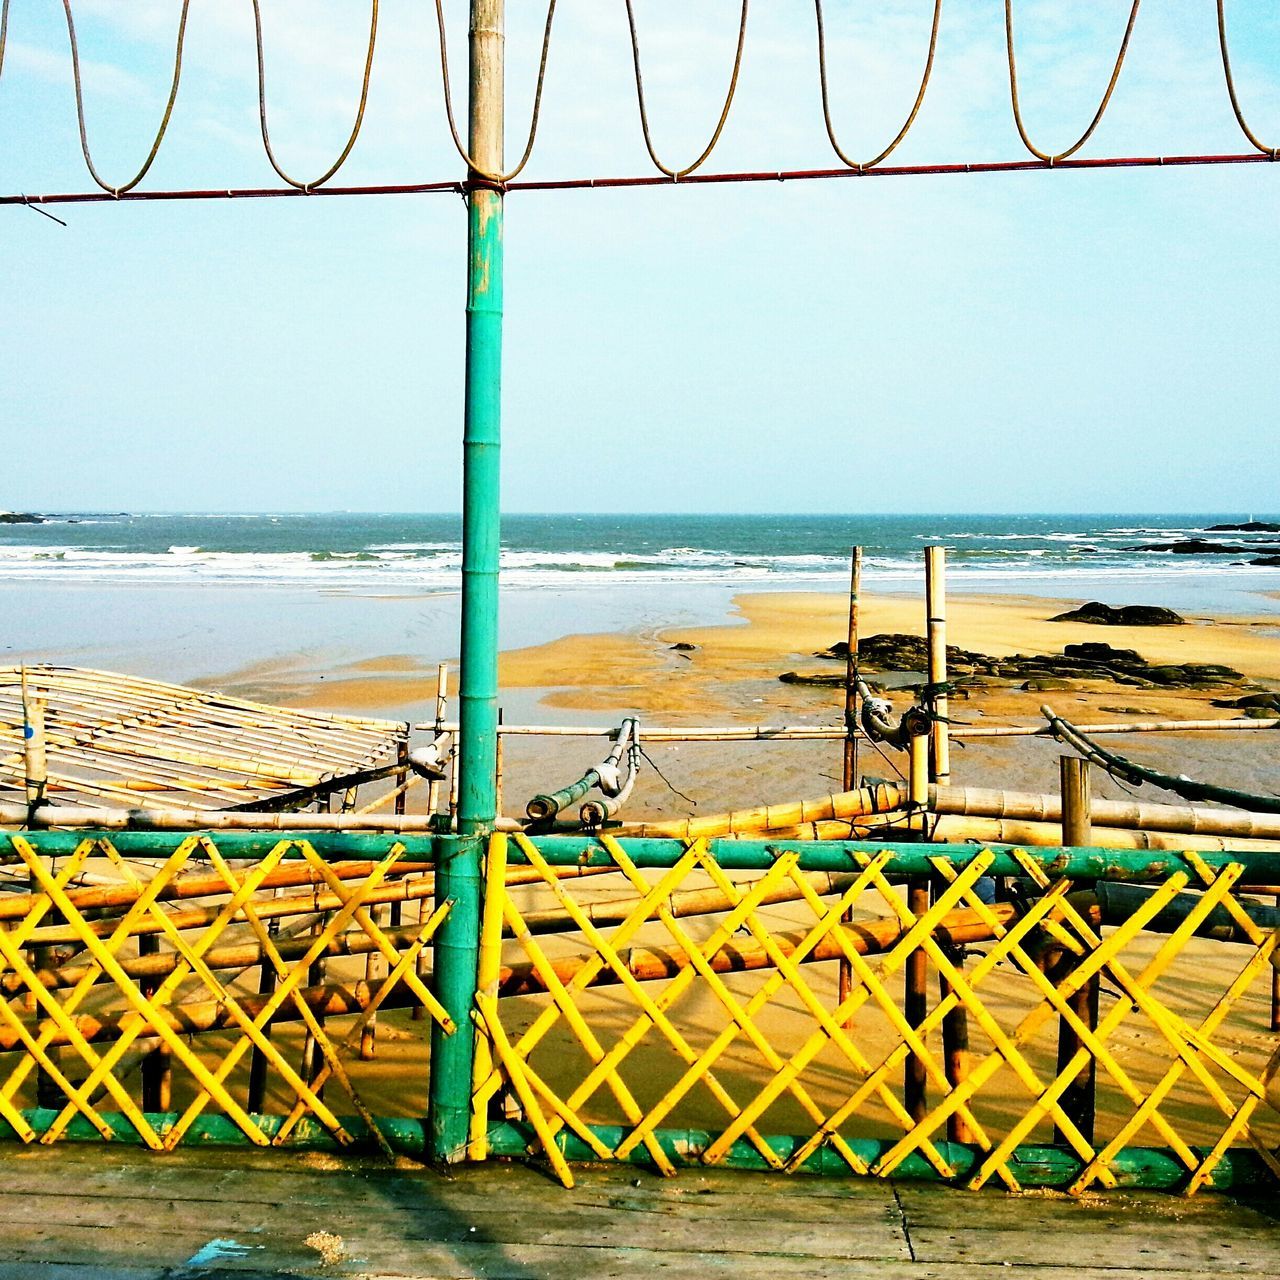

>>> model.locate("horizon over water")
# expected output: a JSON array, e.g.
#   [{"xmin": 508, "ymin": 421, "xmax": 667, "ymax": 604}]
[
  {"xmin": 8, "ymin": 512, "xmax": 1280, "ymax": 685},
  {"xmin": 5, "ymin": 511, "xmax": 1280, "ymax": 598}
]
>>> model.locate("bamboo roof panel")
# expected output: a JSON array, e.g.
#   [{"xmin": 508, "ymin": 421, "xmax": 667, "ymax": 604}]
[{"xmin": 1, "ymin": 666, "xmax": 405, "ymax": 812}]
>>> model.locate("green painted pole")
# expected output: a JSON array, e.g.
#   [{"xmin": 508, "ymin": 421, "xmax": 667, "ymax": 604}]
[{"xmin": 428, "ymin": 0, "xmax": 504, "ymax": 1165}]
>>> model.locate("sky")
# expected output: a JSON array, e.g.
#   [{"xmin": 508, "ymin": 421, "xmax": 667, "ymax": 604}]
[{"xmin": 2, "ymin": 1, "xmax": 1278, "ymax": 515}]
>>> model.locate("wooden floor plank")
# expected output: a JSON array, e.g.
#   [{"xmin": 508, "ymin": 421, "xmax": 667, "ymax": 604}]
[{"xmin": 0, "ymin": 1145, "xmax": 1275, "ymax": 1278}]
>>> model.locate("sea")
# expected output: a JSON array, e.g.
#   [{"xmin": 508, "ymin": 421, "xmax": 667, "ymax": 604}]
[{"xmin": 6, "ymin": 512, "xmax": 1279, "ymax": 684}]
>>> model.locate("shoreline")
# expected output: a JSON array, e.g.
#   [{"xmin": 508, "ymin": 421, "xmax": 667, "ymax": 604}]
[{"xmin": 191, "ymin": 587, "xmax": 1280, "ymax": 725}]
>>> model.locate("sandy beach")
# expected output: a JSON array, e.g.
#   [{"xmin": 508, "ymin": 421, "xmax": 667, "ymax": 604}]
[{"xmin": 191, "ymin": 587, "xmax": 1280, "ymax": 821}]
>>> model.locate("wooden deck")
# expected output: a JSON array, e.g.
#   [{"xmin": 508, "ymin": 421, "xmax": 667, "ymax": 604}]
[{"xmin": 0, "ymin": 1145, "xmax": 1275, "ymax": 1279}]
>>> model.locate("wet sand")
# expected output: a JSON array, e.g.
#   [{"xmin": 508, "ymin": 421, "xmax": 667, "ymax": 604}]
[{"xmin": 204, "ymin": 587, "xmax": 1280, "ymax": 819}]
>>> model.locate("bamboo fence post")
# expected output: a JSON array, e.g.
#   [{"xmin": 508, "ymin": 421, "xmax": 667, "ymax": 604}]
[
  {"xmin": 391, "ymin": 738, "xmax": 408, "ymax": 930},
  {"xmin": 1055, "ymin": 756, "xmax": 1098, "ymax": 1146},
  {"xmin": 418, "ymin": 666, "xmax": 449, "ymax": 1020},
  {"xmin": 841, "ymin": 547, "xmax": 862, "ymax": 792},
  {"xmin": 360, "ymin": 903, "xmax": 390, "ymax": 1061},
  {"xmin": 924, "ymin": 545, "xmax": 950, "ymax": 786},
  {"xmin": 22, "ymin": 672, "xmax": 63, "ymax": 1108},
  {"xmin": 427, "ymin": 663, "xmax": 449, "ymax": 816},
  {"xmin": 908, "ymin": 731, "xmax": 929, "ymax": 833},
  {"xmin": 904, "ymin": 878, "xmax": 930, "ymax": 1124},
  {"xmin": 926, "ymin": 548, "xmax": 968, "ymax": 1122},
  {"xmin": 300, "ymin": 912, "xmax": 330, "ymax": 1094},
  {"xmin": 837, "ymin": 549, "xmax": 862, "ymax": 1025},
  {"xmin": 138, "ymin": 933, "xmax": 171, "ymax": 1112},
  {"xmin": 1273, "ymin": 891, "xmax": 1280, "ymax": 1033},
  {"xmin": 247, "ymin": 911, "xmax": 281, "ymax": 1113},
  {"xmin": 495, "ymin": 707, "xmax": 505, "ymax": 819}
]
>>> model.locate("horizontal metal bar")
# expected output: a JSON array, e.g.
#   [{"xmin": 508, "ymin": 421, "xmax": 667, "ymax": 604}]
[{"xmin": 3, "ymin": 151, "xmax": 1274, "ymax": 209}]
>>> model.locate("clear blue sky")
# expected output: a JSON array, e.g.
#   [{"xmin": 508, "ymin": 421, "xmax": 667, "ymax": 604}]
[{"xmin": 3, "ymin": 2, "xmax": 1278, "ymax": 514}]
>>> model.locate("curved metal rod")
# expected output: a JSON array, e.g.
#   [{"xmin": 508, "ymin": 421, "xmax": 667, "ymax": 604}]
[
  {"xmin": 0, "ymin": 0, "xmax": 10, "ymax": 84},
  {"xmin": 1217, "ymin": 0, "xmax": 1278, "ymax": 158},
  {"xmin": 624, "ymin": 0, "xmax": 750, "ymax": 179},
  {"xmin": 434, "ymin": 0, "xmax": 558, "ymax": 184},
  {"xmin": 252, "ymin": 0, "xmax": 379, "ymax": 192},
  {"xmin": 1005, "ymin": 0, "xmax": 1142, "ymax": 163},
  {"xmin": 814, "ymin": 0, "xmax": 942, "ymax": 171},
  {"xmin": 1042, "ymin": 704, "xmax": 1280, "ymax": 815},
  {"xmin": 61, "ymin": 0, "xmax": 192, "ymax": 195}
]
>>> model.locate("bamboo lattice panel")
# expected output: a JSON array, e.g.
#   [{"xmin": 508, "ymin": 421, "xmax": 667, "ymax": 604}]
[
  {"xmin": 0, "ymin": 834, "xmax": 449, "ymax": 1150},
  {"xmin": 1, "ymin": 666, "xmax": 403, "ymax": 810},
  {"xmin": 475, "ymin": 835, "xmax": 1280, "ymax": 1194}
]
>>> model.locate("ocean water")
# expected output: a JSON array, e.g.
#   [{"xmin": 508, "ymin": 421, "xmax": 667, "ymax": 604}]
[
  {"xmin": 5, "ymin": 511, "xmax": 1280, "ymax": 601},
  {"xmin": 7, "ymin": 513, "xmax": 1279, "ymax": 684}
]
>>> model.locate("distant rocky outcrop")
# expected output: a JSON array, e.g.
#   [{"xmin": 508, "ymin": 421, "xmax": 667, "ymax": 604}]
[
  {"xmin": 1127, "ymin": 538, "xmax": 1280, "ymax": 555},
  {"xmin": 1207, "ymin": 521, "xmax": 1280, "ymax": 533},
  {"xmin": 1250, "ymin": 556, "xmax": 1280, "ymax": 568},
  {"xmin": 0, "ymin": 511, "xmax": 43, "ymax": 524},
  {"xmin": 1049, "ymin": 602, "xmax": 1185, "ymax": 626},
  {"xmin": 785, "ymin": 634, "xmax": 1251, "ymax": 693}
]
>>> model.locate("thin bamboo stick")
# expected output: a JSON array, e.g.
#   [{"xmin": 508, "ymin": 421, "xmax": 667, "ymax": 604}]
[
  {"xmin": 407, "ymin": 717, "xmax": 1280, "ymax": 740},
  {"xmin": 1054, "ymin": 757, "xmax": 1097, "ymax": 1146},
  {"xmin": 924, "ymin": 546, "xmax": 950, "ymax": 787}
]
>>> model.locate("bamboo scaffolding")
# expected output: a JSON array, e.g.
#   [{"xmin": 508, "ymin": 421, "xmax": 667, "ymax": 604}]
[{"xmin": 1, "ymin": 667, "xmax": 404, "ymax": 813}]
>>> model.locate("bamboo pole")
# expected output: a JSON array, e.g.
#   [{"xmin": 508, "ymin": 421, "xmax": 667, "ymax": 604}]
[
  {"xmin": 841, "ymin": 547, "xmax": 862, "ymax": 792},
  {"xmin": 763, "ymin": 814, "xmax": 1280, "ymax": 854},
  {"xmin": 138, "ymin": 932, "xmax": 171, "ymax": 1112},
  {"xmin": 1054, "ymin": 757, "xmax": 1097, "ymax": 1146},
  {"xmin": 427, "ymin": 662, "xmax": 449, "ymax": 816},
  {"xmin": 406, "ymin": 716, "xmax": 1280, "ymax": 740},
  {"xmin": 925, "ymin": 784, "xmax": 1280, "ymax": 840},
  {"xmin": 903, "ymin": 878, "xmax": 930, "ymax": 1123},
  {"xmin": 924, "ymin": 546, "xmax": 950, "ymax": 786},
  {"xmin": 246, "ymin": 909, "xmax": 281, "ymax": 1114},
  {"xmin": 837, "ymin": 549, "xmax": 862, "ymax": 1023},
  {"xmin": 20, "ymin": 670, "xmax": 47, "ymax": 811}
]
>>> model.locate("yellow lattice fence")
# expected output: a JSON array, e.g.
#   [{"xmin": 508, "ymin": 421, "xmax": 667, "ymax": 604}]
[
  {"xmin": 0, "ymin": 834, "xmax": 450, "ymax": 1152},
  {"xmin": 472, "ymin": 834, "xmax": 1280, "ymax": 1193}
]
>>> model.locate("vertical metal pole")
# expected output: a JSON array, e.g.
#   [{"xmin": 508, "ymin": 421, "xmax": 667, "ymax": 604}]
[{"xmin": 429, "ymin": 0, "xmax": 504, "ymax": 1166}]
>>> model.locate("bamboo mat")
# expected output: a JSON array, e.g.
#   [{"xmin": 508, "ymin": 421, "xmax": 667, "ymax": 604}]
[{"xmin": 1, "ymin": 665, "xmax": 404, "ymax": 811}]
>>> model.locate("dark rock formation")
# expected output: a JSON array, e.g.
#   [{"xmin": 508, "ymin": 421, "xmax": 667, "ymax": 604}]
[
  {"xmin": 1211, "ymin": 692, "xmax": 1280, "ymax": 712},
  {"xmin": 1207, "ymin": 521, "xmax": 1280, "ymax": 533},
  {"xmin": 1250, "ymin": 556, "xmax": 1280, "ymax": 567},
  {"xmin": 669, "ymin": 642, "xmax": 697, "ymax": 652},
  {"xmin": 1128, "ymin": 538, "xmax": 1280, "ymax": 555},
  {"xmin": 798, "ymin": 632, "xmax": 1251, "ymax": 693},
  {"xmin": 0, "ymin": 512, "xmax": 43, "ymax": 524},
  {"xmin": 1049, "ymin": 602, "xmax": 1185, "ymax": 626}
]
